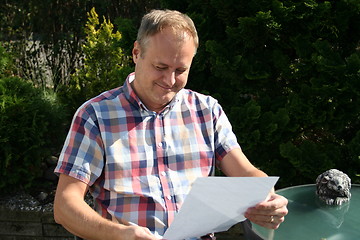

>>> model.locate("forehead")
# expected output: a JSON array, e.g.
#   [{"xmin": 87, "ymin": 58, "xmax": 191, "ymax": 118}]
[
  {"xmin": 143, "ymin": 27, "xmax": 196, "ymax": 51},
  {"xmin": 143, "ymin": 28, "xmax": 196, "ymax": 65}
]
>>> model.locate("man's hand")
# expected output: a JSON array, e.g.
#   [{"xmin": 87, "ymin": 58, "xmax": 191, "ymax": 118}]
[
  {"xmin": 122, "ymin": 225, "xmax": 160, "ymax": 240},
  {"xmin": 121, "ymin": 220, "xmax": 159, "ymax": 240},
  {"xmin": 244, "ymin": 193, "xmax": 288, "ymax": 229},
  {"xmin": 54, "ymin": 174, "xmax": 160, "ymax": 240}
]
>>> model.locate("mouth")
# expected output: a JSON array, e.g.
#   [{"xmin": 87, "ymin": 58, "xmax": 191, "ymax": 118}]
[{"xmin": 155, "ymin": 83, "xmax": 173, "ymax": 91}]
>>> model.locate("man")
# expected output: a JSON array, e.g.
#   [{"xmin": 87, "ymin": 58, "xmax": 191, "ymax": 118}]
[{"xmin": 54, "ymin": 9, "xmax": 288, "ymax": 240}]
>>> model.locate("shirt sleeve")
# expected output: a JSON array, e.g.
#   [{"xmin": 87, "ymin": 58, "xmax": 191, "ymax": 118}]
[
  {"xmin": 212, "ymin": 101, "xmax": 241, "ymax": 161},
  {"xmin": 54, "ymin": 103, "xmax": 104, "ymax": 186}
]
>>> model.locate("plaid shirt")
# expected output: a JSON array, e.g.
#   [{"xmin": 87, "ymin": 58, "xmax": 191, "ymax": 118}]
[{"xmin": 55, "ymin": 73, "xmax": 240, "ymax": 238}]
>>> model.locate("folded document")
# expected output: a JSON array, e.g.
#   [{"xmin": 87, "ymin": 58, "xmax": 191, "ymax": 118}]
[{"xmin": 163, "ymin": 177, "xmax": 279, "ymax": 240}]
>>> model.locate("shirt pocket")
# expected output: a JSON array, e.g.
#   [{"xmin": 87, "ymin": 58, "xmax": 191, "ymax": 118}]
[
  {"xmin": 104, "ymin": 132, "xmax": 161, "ymax": 197},
  {"xmin": 134, "ymin": 175, "xmax": 162, "ymax": 197}
]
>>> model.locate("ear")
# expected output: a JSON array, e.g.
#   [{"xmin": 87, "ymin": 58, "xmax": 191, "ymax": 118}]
[
  {"xmin": 132, "ymin": 41, "xmax": 141, "ymax": 64},
  {"xmin": 346, "ymin": 176, "xmax": 351, "ymax": 186},
  {"xmin": 321, "ymin": 175, "xmax": 330, "ymax": 184}
]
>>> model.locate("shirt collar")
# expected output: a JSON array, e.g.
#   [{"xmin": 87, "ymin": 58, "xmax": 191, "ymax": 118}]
[
  {"xmin": 124, "ymin": 72, "xmax": 142, "ymax": 110},
  {"xmin": 124, "ymin": 72, "xmax": 182, "ymax": 114}
]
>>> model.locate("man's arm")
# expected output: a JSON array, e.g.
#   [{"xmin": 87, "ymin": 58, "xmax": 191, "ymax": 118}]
[
  {"xmin": 54, "ymin": 174, "xmax": 158, "ymax": 240},
  {"xmin": 219, "ymin": 148, "xmax": 288, "ymax": 229},
  {"xmin": 219, "ymin": 148, "xmax": 268, "ymax": 177}
]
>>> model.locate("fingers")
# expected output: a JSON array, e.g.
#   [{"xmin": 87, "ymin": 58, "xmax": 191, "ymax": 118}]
[
  {"xmin": 122, "ymin": 223, "xmax": 159, "ymax": 240},
  {"xmin": 256, "ymin": 194, "xmax": 288, "ymax": 216},
  {"xmin": 246, "ymin": 205, "xmax": 288, "ymax": 217},
  {"xmin": 259, "ymin": 215, "xmax": 285, "ymax": 229},
  {"xmin": 133, "ymin": 226, "xmax": 159, "ymax": 240},
  {"xmin": 139, "ymin": 227, "xmax": 158, "ymax": 240},
  {"xmin": 244, "ymin": 211, "xmax": 285, "ymax": 229},
  {"xmin": 256, "ymin": 193, "xmax": 288, "ymax": 210},
  {"xmin": 245, "ymin": 193, "xmax": 288, "ymax": 229}
]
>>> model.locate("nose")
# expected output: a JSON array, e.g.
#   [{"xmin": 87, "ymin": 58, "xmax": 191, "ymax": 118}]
[{"xmin": 163, "ymin": 71, "xmax": 176, "ymax": 86}]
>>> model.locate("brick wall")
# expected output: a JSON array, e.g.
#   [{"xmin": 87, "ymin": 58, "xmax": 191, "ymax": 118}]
[
  {"xmin": 0, "ymin": 198, "xmax": 246, "ymax": 240},
  {"xmin": 0, "ymin": 204, "xmax": 73, "ymax": 240}
]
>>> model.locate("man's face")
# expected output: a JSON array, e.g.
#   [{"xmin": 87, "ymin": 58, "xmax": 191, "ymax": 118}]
[{"xmin": 132, "ymin": 27, "xmax": 196, "ymax": 112}]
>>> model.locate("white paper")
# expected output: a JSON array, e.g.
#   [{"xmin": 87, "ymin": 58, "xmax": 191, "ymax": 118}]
[{"xmin": 163, "ymin": 177, "xmax": 279, "ymax": 240}]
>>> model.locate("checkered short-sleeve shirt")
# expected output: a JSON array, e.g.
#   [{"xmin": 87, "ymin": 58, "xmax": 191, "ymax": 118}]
[{"xmin": 55, "ymin": 73, "xmax": 240, "ymax": 238}]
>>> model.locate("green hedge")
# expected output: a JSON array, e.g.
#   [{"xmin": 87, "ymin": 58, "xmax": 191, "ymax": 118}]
[
  {"xmin": 159, "ymin": 0, "xmax": 360, "ymax": 187},
  {"xmin": 0, "ymin": 76, "xmax": 66, "ymax": 192},
  {"xmin": 1, "ymin": 1, "xmax": 359, "ymax": 190}
]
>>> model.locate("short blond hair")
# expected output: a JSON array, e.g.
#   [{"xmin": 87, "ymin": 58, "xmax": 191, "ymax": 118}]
[{"xmin": 137, "ymin": 9, "xmax": 199, "ymax": 54}]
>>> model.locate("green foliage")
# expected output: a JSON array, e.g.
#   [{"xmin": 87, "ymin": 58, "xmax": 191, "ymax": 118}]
[
  {"xmin": 1, "ymin": 0, "xmax": 359, "ymax": 189},
  {"xmin": 0, "ymin": 44, "xmax": 13, "ymax": 78},
  {"xmin": 160, "ymin": 0, "xmax": 360, "ymax": 186},
  {"xmin": 58, "ymin": 7, "xmax": 133, "ymax": 113},
  {"xmin": 114, "ymin": 17, "xmax": 138, "ymax": 57},
  {"xmin": 0, "ymin": 77, "xmax": 67, "ymax": 192},
  {"xmin": 0, "ymin": 0, "xmax": 159, "ymax": 90}
]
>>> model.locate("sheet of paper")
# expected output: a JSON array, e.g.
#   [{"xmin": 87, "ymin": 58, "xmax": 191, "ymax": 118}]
[{"xmin": 163, "ymin": 176, "xmax": 279, "ymax": 240}]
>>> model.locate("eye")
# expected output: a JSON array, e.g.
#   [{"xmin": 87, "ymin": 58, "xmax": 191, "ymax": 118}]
[
  {"xmin": 175, "ymin": 68, "xmax": 187, "ymax": 74},
  {"xmin": 154, "ymin": 65, "xmax": 167, "ymax": 71}
]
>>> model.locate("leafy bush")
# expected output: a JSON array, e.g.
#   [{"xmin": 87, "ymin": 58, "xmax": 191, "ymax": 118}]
[
  {"xmin": 160, "ymin": 0, "xmax": 360, "ymax": 187},
  {"xmin": 0, "ymin": 77, "xmax": 66, "ymax": 192},
  {"xmin": 57, "ymin": 7, "xmax": 133, "ymax": 114},
  {"xmin": 0, "ymin": 44, "xmax": 13, "ymax": 77},
  {"xmin": 1, "ymin": 1, "xmax": 159, "ymax": 90}
]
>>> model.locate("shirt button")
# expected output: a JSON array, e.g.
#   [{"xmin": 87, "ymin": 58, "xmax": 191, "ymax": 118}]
[
  {"xmin": 166, "ymin": 195, "xmax": 172, "ymax": 200},
  {"xmin": 157, "ymin": 142, "xmax": 162, "ymax": 148},
  {"xmin": 161, "ymin": 171, "xmax": 166, "ymax": 176}
]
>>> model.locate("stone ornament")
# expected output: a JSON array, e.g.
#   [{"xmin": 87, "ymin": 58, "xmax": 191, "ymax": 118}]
[{"xmin": 316, "ymin": 169, "xmax": 351, "ymax": 205}]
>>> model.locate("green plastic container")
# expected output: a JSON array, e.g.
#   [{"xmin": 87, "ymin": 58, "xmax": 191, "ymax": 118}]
[{"xmin": 251, "ymin": 184, "xmax": 360, "ymax": 240}]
